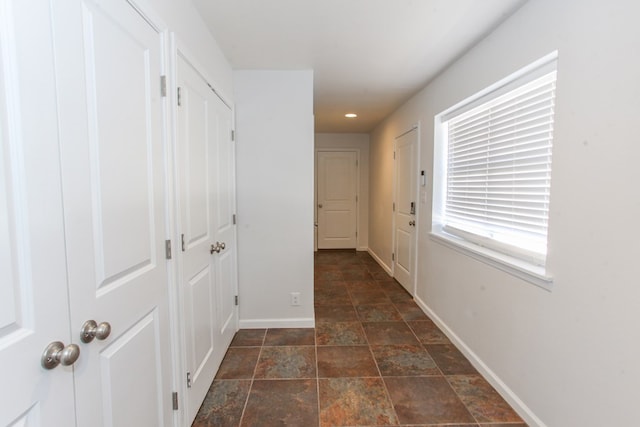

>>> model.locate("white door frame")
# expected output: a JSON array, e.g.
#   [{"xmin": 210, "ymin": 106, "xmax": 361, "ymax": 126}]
[
  {"xmin": 391, "ymin": 124, "xmax": 420, "ymax": 295},
  {"xmin": 315, "ymin": 148, "xmax": 360, "ymax": 251}
]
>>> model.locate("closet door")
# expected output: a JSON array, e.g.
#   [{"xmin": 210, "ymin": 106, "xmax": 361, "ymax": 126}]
[
  {"xmin": 53, "ymin": 0, "xmax": 173, "ymax": 425},
  {"xmin": 0, "ymin": 1, "xmax": 75, "ymax": 425},
  {"xmin": 176, "ymin": 52, "xmax": 238, "ymax": 425}
]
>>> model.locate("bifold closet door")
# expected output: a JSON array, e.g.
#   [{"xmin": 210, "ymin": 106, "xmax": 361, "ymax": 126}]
[{"xmin": 176, "ymin": 53, "xmax": 238, "ymax": 425}]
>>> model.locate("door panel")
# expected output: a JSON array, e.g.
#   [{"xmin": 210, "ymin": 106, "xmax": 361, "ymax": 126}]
[
  {"xmin": 212, "ymin": 94, "xmax": 238, "ymax": 349},
  {"xmin": 0, "ymin": 1, "xmax": 75, "ymax": 425},
  {"xmin": 177, "ymin": 54, "xmax": 220, "ymax": 425},
  {"xmin": 317, "ymin": 151, "xmax": 357, "ymax": 249},
  {"xmin": 394, "ymin": 129, "xmax": 418, "ymax": 294},
  {"xmin": 53, "ymin": 0, "xmax": 173, "ymax": 425},
  {"xmin": 177, "ymin": 53, "xmax": 238, "ymax": 425},
  {"xmin": 100, "ymin": 310, "xmax": 164, "ymax": 427}
]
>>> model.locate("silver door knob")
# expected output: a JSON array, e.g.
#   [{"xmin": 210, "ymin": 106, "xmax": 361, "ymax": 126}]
[
  {"xmin": 80, "ymin": 320, "xmax": 112, "ymax": 343},
  {"xmin": 220, "ymin": 242, "xmax": 226, "ymax": 250},
  {"xmin": 210, "ymin": 242, "xmax": 221, "ymax": 254},
  {"xmin": 41, "ymin": 341, "xmax": 80, "ymax": 369},
  {"xmin": 318, "ymin": 204, "xmax": 323, "ymax": 208}
]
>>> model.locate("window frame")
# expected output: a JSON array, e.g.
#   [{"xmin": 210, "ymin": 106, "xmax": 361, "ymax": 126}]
[{"xmin": 431, "ymin": 52, "xmax": 558, "ymax": 290}]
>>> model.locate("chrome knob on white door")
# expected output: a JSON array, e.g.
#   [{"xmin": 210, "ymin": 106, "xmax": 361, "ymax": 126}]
[
  {"xmin": 41, "ymin": 341, "xmax": 80, "ymax": 369},
  {"xmin": 80, "ymin": 320, "xmax": 112, "ymax": 343},
  {"xmin": 210, "ymin": 242, "xmax": 226, "ymax": 254}
]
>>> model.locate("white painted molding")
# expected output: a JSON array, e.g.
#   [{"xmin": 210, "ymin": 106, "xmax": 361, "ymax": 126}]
[
  {"xmin": 367, "ymin": 248, "xmax": 393, "ymax": 276},
  {"xmin": 413, "ymin": 295, "xmax": 546, "ymax": 427},
  {"xmin": 239, "ymin": 317, "xmax": 315, "ymax": 329}
]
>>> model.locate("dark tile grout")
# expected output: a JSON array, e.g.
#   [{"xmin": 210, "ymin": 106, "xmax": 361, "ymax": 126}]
[{"xmin": 193, "ymin": 250, "xmax": 526, "ymax": 427}]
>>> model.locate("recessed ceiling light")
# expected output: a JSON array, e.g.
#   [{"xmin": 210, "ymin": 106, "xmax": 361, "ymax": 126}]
[{"xmin": 345, "ymin": 113, "xmax": 357, "ymax": 118}]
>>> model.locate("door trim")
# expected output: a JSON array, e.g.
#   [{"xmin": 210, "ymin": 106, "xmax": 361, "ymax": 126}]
[{"xmin": 314, "ymin": 148, "xmax": 360, "ymax": 251}]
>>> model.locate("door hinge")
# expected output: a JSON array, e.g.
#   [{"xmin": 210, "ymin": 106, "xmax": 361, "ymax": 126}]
[
  {"xmin": 393, "ymin": 151, "xmax": 396, "ymax": 159},
  {"xmin": 160, "ymin": 75, "xmax": 167, "ymax": 97},
  {"xmin": 177, "ymin": 87, "xmax": 182, "ymax": 106},
  {"xmin": 392, "ymin": 253, "xmax": 395, "ymax": 261},
  {"xmin": 356, "ymin": 159, "xmax": 358, "ymax": 166},
  {"xmin": 392, "ymin": 202, "xmax": 395, "ymax": 212},
  {"xmin": 231, "ymin": 130, "xmax": 235, "ymax": 141},
  {"xmin": 181, "ymin": 234, "xmax": 185, "ymax": 252},
  {"xmin": 165, "ymin": 240, "xmax": 172, "ymax": 260},
  {"xmin": 186, "ymin": 372, "xmax": 192, "ymax": 388},
  {"xmin": 232, "ymin": 214, "xmax": 237, "ymax": 225},
  {"xmin": 172, "ymin": 392, "xmax": 179, "ymax": 410},
  {"xmin": 355, "ymin": 195, "xmax": 358, "ymax": 202},
  {"xmin": 355, "ymin": 231, "xmax": 358, "ymax": 237},
  {"xmin": 235, "ymin": 295, "xmax": 239, "ymax": 306}
]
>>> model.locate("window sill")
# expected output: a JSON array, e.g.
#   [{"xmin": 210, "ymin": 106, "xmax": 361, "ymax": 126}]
[{"xmin": 429, "ymin": 229, "xmax": 553, "ymax": 291}]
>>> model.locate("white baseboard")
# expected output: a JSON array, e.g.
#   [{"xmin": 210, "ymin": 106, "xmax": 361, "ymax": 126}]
[
  {"xmin": 367, "ymin": 248, "xmax": 393, "ymax": 275},
  {"xmin": 239, "ymin": 317, "xmax": 315, "ymax": 329},
  {"xmin": 413, "ymin": 295, "xmax": 546, "ymax": 427}
]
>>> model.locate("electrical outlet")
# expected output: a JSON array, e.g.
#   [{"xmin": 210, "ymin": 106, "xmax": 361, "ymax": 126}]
[{"xmin": 290, "ymin": 292, "xmax": 300, "ymax": 306}]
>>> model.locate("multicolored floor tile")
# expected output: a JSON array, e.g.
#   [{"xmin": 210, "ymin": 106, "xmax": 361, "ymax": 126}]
[
  {"xmin": 426, "ymin": 344, "xmax": 478, "ymax": 375},
  {"xmin": 447, "ymin": 375, "xmax": 524, "ymax": 423},
  {"xmin": 241, "ymin": 379, "xmax": 318, "ymax": 426},
  {"xmin": 315, "ymin": 321, "xmax": 368, "ymax": 346},
  {"xmin": 319, "ymin": 377, "xmax": 398, "ymax": 426},
  {"xmin": 192, "ymin": 380, "xmax": 250, "ymax": 427},
  {"xmin": 317, "ymin": 345, "xmax": 379, "ymax": 377},
  {"xmin": 215, "ymin": 347, "xmax": 260, "ymax": 379},
  {"xmin": 362, "ymin": 321, "xmax": 421, "ymax": 345},
  {"xmin": 193, "ymin": 250, "xmax": 527, "ymax": 427},
  {"xmin": 384, "ymin": 376, "xmax": 475, "ymax": 424},
  {"xmin": 254, "ymin": 346, "xmax": 316, "ymax": 379},
  {"xmin": 371, "ymin": 344, "xmax": 440, "ymax": 376},
  {"xmin": 263, "ymin": 328, "xmax": 315, "ymax": 346}
]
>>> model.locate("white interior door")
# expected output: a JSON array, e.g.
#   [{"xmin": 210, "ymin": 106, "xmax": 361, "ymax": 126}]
[
  {"xmin": 53, "ymin": 1, "xmax": 174, "ymax": 425},
  {"xmin": 317, "ymin": 151, "xmax": 357, "ymax": 249},
  {"xmin": 176, "ymin": 53, "xmax": 238, "ymax": 425},
  {"xmin": 0, "ymin": 1, "xmax": 76, "ymax": 424},
  {"xmin": 394, "ymin": 129, "xmax": 418, "ymax": 293},
  {"xmin": 210, "ymin": 80, "xmax": 238, "ymax": 366}
]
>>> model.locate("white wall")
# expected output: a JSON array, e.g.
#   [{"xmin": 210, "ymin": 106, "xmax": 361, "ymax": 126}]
[
  {"xmin": 147, "ymin": 0, "xmax": 233, "ymax": 98},
  {"xmin": 234, "ymin": 70, "xmax": 315, "ymax": 328},
  {"xmin": 315, "ymin": 133, "xmax": 370, "ymax": 251},
  {"xmin": 370, "ymin": 0, "xmax": 640, "ymax": 425}
]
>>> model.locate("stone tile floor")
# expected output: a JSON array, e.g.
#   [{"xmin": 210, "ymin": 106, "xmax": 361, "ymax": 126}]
[{"xmin": 192, "ymin": 250, "xmax": 527, "ymax": 427}]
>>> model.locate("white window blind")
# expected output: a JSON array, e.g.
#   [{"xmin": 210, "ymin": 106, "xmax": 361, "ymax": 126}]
[{"xmin": 443, "ymin": 70, "xmax": 557, "ymax": 263}]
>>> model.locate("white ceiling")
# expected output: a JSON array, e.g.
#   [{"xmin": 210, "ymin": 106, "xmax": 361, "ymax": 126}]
[{"xmin": 193, "ymin": 0, "xmax": 528, "ymax": 133}]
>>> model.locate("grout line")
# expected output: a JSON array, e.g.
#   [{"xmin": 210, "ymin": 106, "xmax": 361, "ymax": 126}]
[
  {"xmin": 314, "ymin": 321, "xmax": 321, "ymax": 427},
  {"xmin": 236, "ymin": 329, "xmax": 267, "ymax": 426}
]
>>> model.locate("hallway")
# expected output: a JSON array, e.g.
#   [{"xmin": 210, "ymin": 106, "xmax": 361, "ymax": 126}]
[{"xmin": 193, "ymin": 250, "xmax": 526, "ymax": 426}]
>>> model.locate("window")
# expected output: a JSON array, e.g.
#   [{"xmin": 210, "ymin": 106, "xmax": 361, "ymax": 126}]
[{"xmin": 432, "ymin": 53, "xmax": 557, "ymax": 287}]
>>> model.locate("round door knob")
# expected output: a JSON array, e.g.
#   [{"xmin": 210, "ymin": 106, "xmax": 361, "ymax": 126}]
[
  {"xmin": 80, "ymin": 320, "xmax": 112, "ymax": 343},
  {"xmin": 210, "ymin": 243, "xmax": 221, "ymax": 254},
  {"xmin": 220, "ymin": 242, "xmax": 226, "ymax": 250},
  {"xmin": 41, "ymin": 341, "xmax": 80, "ymax": 369},
  {"xmin": 318, "ymin": 204, "xmax": 323, "ymax": 208}
]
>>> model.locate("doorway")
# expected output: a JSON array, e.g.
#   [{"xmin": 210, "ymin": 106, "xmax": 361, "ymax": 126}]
[
  {"xmin": 393, "ymin": 127, "xmax": 419, "ymax": 294},
  {"xmin": 316, "ymin": 150, "xmax": 358, "ymax": 249}
]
